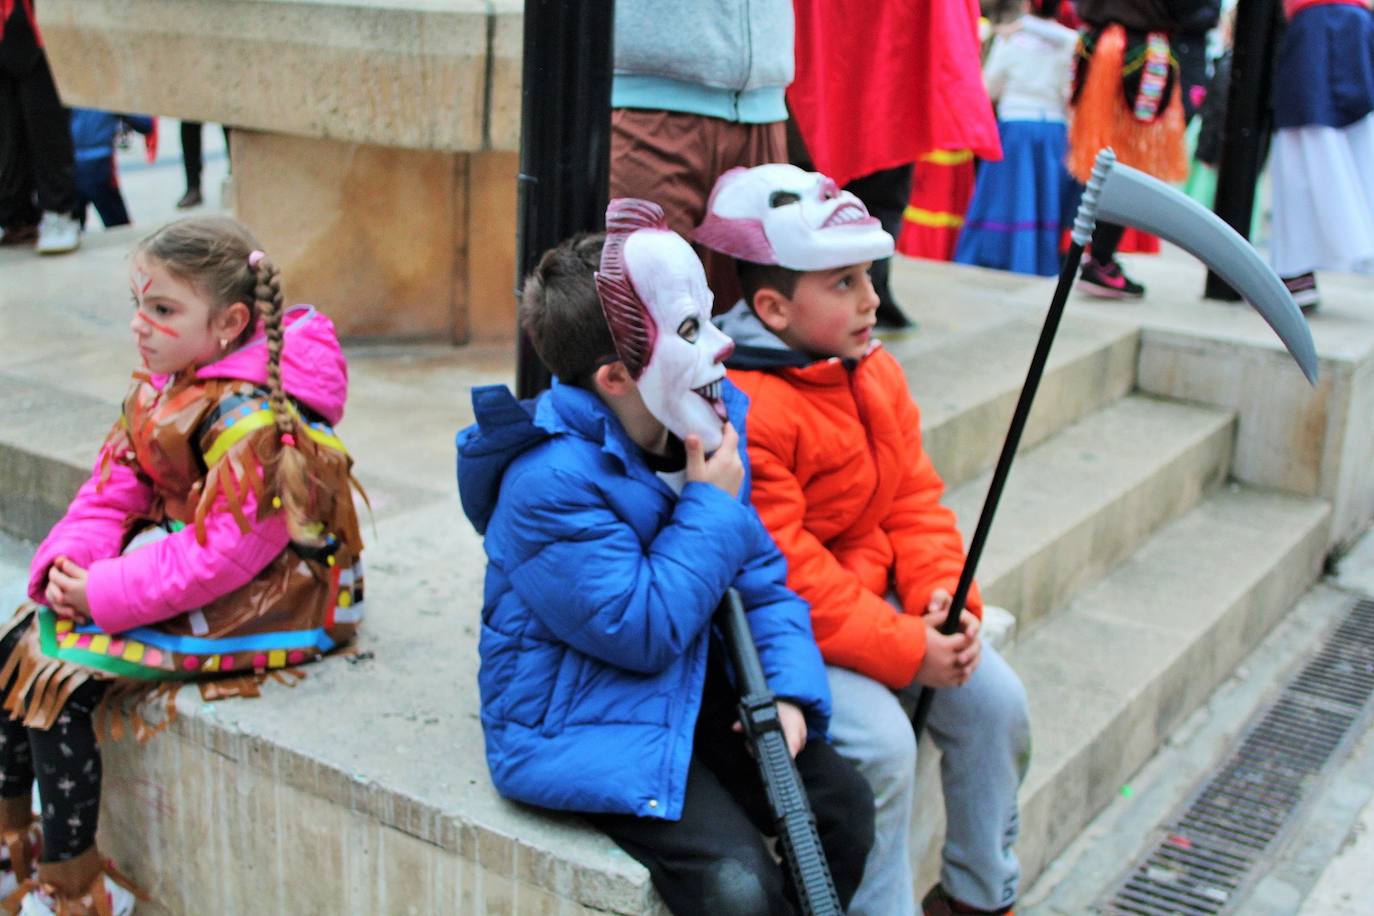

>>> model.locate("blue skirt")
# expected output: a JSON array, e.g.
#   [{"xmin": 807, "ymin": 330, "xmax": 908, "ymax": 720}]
[
  {"xmin": 1274, "ymin": 4, "xmax": 1374, "ymax": 129},
  {"xmin": 954, "ymin": 119, "xmax": 1075, "ymax": 277}
]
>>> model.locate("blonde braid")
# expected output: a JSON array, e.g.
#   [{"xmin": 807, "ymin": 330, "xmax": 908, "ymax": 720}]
[{"xmin": 253, "ymin": 255, "xmax": 322, "ymax": 545}]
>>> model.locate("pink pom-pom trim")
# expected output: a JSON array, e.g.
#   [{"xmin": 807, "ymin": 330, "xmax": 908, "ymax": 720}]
[
  {"xmin": 280, "ymin": 433, "xmax": 296, "ymax": 447},
  {"xmin": 248, "ymin": 250, "xmax": 267, "ymax": 268}
]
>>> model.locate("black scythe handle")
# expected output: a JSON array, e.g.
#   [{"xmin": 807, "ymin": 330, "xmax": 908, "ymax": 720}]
[
  {"xmin": 718, "ymin": 588, "xmax": 843, "ymax": 915},
  {"xmin": 909, "ymin": 150, "xmax": 1117, "ymax": 738}
]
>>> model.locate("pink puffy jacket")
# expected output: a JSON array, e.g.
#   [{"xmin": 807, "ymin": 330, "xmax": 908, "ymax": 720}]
[{"xmin": 28, "ymin": 307, "xmax": 349, "ymax": 635}]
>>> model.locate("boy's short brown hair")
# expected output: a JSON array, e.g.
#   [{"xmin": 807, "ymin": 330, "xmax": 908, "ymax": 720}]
[
  {"xmin": 736, "ymin": 259, "xmax": 803, "ymax": 312},
  {"xmin": 519, "ymin": 232, "xmax": 616, "ymax": 383}
]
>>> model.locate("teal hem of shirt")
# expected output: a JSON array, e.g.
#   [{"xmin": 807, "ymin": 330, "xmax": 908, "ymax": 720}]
[{"xmin": 612, "ymin": 75, "xmax": 787, "ymax": 124}]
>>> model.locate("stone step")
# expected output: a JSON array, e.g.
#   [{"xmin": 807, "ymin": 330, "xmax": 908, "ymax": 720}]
[
  {"xmin": 985, "ymin": 485, "xmax": 1329, "ymax": 894},
  {"xmin": 947, "ymin": 394, "xmax": 1236, "ymax": 630},
  {"xmin": 890, "ymin": 314, "xmax": 1139, "ymax": 490}
]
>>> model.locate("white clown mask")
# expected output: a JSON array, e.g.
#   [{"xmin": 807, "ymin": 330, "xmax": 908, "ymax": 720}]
[
  {"xmin": 693, "ymin": 163, "xmax": 895, "ymax": 271},
  {"xmin": 596, "ymin": 199, "xmax": 735, "ymax": 452}
]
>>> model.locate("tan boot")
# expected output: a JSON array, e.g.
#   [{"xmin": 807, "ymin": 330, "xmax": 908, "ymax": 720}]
[
  {"xmin": 0, "ymin": 796, "xmax": 38, "ymax": 911},
  {"xmin": 23, "ymin": 847, "xmax": 138, "ymax": 916}
]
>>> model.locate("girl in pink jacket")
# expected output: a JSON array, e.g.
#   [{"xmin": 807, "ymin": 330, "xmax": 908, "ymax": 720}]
[{"xmin": 0, "ymin": 216, "xmax": 364, "ymax": 914}]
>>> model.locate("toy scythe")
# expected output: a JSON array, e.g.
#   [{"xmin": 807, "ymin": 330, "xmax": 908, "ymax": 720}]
[{"xmin": 910, "ymin": 148, "xmax": 1319, "ymax": 738}]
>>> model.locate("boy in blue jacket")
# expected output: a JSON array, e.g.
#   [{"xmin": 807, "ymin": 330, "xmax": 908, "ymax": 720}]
[{"xmin": 457, "ymin": 199, "xmax": 874, "ymax": 914}]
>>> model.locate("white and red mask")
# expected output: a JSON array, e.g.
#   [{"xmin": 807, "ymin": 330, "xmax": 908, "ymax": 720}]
[
  {"xmin": 693, "ymin": 163, "xmax": 894, "ymax": 270},
  {"xmin": 596, "ymin": 199, "xmax": 735, "ymax": 453}
]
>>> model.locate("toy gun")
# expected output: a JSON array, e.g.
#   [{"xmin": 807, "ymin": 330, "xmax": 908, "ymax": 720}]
[{"xmin": 718, "ymin": 588, "xmax": 842, "ymax": 915}]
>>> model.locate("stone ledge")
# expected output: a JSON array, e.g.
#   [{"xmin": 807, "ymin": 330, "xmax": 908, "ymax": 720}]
[{"xmin": 38, "ymin": 0, "xmax": 523, "ymax": 152}]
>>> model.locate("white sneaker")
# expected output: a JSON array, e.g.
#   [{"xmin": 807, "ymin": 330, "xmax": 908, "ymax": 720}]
[
  {"xmin": 34, "ymin": 211, "xmax": 81, "ymax": 256},
  {"xmin": 18, "ymin": 874, "xmax": 135, "ymax": 916}
]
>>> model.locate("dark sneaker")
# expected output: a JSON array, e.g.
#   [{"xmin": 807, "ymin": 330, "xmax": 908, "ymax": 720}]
[
  {"xmin": 922, "ymin": 884, "xmax": 1014, "ymax": 916},
  {"xmin": 1282, "ymin": 271, "xmax": 1320, "ymax": 314},
  {"xmin": 0, "ymin": 223, "xmax": 38, "ymax": 246},
  {"xmin": 176, "ymin": 186, "xmax": 204, "ymax": 209},
  {"xmin": 1079, "ymin": 257, "xmax": 1145, "ymax": 299}
]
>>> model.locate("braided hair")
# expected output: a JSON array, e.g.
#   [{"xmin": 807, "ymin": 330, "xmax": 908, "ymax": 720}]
[{"xmin": 138, "ymin": 216, "xmax": 323, "ymax": 544}]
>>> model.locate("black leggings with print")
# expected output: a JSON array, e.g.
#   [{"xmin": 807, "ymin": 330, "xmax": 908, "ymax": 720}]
[{"xmin": 0, "ymin": 623, "xmax": 106, "ymax": 862}]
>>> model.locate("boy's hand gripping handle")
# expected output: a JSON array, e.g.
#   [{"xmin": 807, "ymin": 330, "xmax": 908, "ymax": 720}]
[{"xmin": 719, "ymin": 588, "xmax": 843, "ymax": 916}]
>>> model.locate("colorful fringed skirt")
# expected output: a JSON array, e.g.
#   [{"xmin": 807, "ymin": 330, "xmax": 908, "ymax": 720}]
[
  {"xmin": 0, "ymin": 523, "xmax": 365, "ymax": 738},
  {"xmin": 954, "ymin": 119, "xmax": 1076, "ymax": 277}
]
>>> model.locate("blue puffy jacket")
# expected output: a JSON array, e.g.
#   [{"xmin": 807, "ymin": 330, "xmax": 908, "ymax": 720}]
[{"xmin": 456, "ymin": 379, "xmax": 830, "ymax": 820}]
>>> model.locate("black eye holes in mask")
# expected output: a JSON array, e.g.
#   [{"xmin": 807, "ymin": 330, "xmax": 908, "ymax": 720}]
[{"xmin": 769, "ymin": 191, "xmax": 801, "ymax": 208}]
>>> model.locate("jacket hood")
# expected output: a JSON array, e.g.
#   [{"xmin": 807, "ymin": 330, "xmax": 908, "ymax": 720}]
[
  {"xmin": 714, "ymin": 301, "xmax": 813, "ymax": 370},
  {"xmin": 456, "ymin": 385, "xmax": 548, "ymax": 535},
  {"xmin": 1018, "ymin": 14, "xmax": 1079, "ymax": 47},
  {"xmin": 714, "ymin": 300, "xmax": 882, "ymax": 372},
  {"xmin": 192, "ymin": 306, "xmax": 349, "ymax": 425}
]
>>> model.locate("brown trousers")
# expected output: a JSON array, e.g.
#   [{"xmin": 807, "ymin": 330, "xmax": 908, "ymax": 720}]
[{"xmin": 610, "ymin": 109, "xmax": 787, "ymax": 313}]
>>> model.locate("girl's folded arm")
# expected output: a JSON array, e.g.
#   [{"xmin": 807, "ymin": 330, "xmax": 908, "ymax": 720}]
[
  {"xmin": 85, "ymin": 433, "xmax": 291, "ymax": 633},
  {"xmin": 28, "ymin": 421, "xmax": 155, "ymax": 604}
]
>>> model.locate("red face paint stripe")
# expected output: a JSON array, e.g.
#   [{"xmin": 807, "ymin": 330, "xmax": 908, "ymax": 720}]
[{"xmin": 141, "ymin": 314, "xmax": 180, "ymax": 338}]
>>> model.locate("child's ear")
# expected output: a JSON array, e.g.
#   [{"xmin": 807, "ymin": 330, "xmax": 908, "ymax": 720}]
[
  {"xmin": 593, "ymin": 360, "xmax": 635, "ymax": 397},
  {"xmin": 214, "ymin": 302, "xmax": 253, "ymax": 343},
  {"xmin": 752, "ymin": 287, "xmax": 791, "ymax": 334}
]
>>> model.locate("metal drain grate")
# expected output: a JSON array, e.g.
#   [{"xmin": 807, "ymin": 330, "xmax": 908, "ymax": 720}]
[{"xmin": 1100, "ymin": 598, "xmax": 1374, "ymax": 915}]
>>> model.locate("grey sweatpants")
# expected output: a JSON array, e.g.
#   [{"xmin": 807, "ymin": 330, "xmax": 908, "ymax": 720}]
[{"xmin": 826, "ymin": 641, "xmax": 1031, "ymax": 914}]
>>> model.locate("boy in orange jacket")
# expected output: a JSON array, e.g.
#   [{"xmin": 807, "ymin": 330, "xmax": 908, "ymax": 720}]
[{"xmin": 695, "ymin": 164, "xmax": 1031, "ymax": 916}]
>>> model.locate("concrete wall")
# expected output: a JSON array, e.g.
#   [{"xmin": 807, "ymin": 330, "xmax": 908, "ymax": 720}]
[
  {"xmin": 38, "ymin": 0, "xmax": 525, "ymax": 342},
  {"xmin": 38, "ymin": 0, "xmax": 522, "ymax": 152}
]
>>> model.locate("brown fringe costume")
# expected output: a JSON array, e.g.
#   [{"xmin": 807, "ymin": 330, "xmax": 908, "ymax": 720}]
[{"xmin": 3, "ymin": 370, "xmax": 365, "ymax": 735}]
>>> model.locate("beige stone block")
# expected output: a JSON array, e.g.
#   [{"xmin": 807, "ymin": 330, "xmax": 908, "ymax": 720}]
[
  {"xmin": 1137, "ymin": 328, "xmax": 1374, "ymax": 548},
  {"xmin": 489, "ymin": 3, "xmax": 526, "ymax": 152},
  {"xmin": 38, "ymin": 0, "xmax": 502, "ymax": 152},
  {"xmin": 468, "ymin": 151, "xmax": 520, "ymax": 341},
  {"xmin": 231, "ymin": 130, "xmax": 468, "ymax": 341}
]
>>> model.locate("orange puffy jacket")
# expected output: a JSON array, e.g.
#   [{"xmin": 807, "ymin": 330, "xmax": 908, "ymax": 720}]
[{"xmin": 725, "ymin": 327, "xmax": 981, "ymax": 689}]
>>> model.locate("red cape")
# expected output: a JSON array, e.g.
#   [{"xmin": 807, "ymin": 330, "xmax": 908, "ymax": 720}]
[{"xmin": 788, "ymin": 0, "xmax": 1001, "ymax": 189}]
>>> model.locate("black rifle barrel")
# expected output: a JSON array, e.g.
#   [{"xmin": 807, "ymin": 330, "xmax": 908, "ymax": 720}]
[
  {"xmin": 719, "ymin": 588, "xmax": 842, "ymax": 916},
  {"xmin": 910, "ymin": 151, "xmax": 1115, "ymax": 738}
]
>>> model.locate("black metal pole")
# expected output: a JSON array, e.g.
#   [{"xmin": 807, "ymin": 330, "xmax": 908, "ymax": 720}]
[
  {"xmin": 514, "ymin": 0, "xmax": 614, "ymax": 398},
  {"xmin": 911, "ymin": 151, "xmax": 1114, "ymax": 739},
  {"xmin": 1204, "ymin": 0, "xmax": 1282, "ymax": 301}
]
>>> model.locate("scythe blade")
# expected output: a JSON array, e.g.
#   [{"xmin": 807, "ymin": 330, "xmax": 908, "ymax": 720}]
[{"xmin": 1094, "ymin": 160, "xmax": 1318, "ymax": 384}]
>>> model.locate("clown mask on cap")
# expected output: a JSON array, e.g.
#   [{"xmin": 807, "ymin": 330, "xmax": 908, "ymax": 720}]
[
  {"xmin": 693, "ymin": 163, "xmax": 895, "ymax": 270},
  {"xmin": 596, "ymin": 199, "xmax": 735, "ymax": 453}
]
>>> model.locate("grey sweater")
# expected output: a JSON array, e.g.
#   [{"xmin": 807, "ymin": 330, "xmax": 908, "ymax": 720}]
[{"xmin": 612, "ymin": 0, "xmax": 793, "ymax": 123}]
